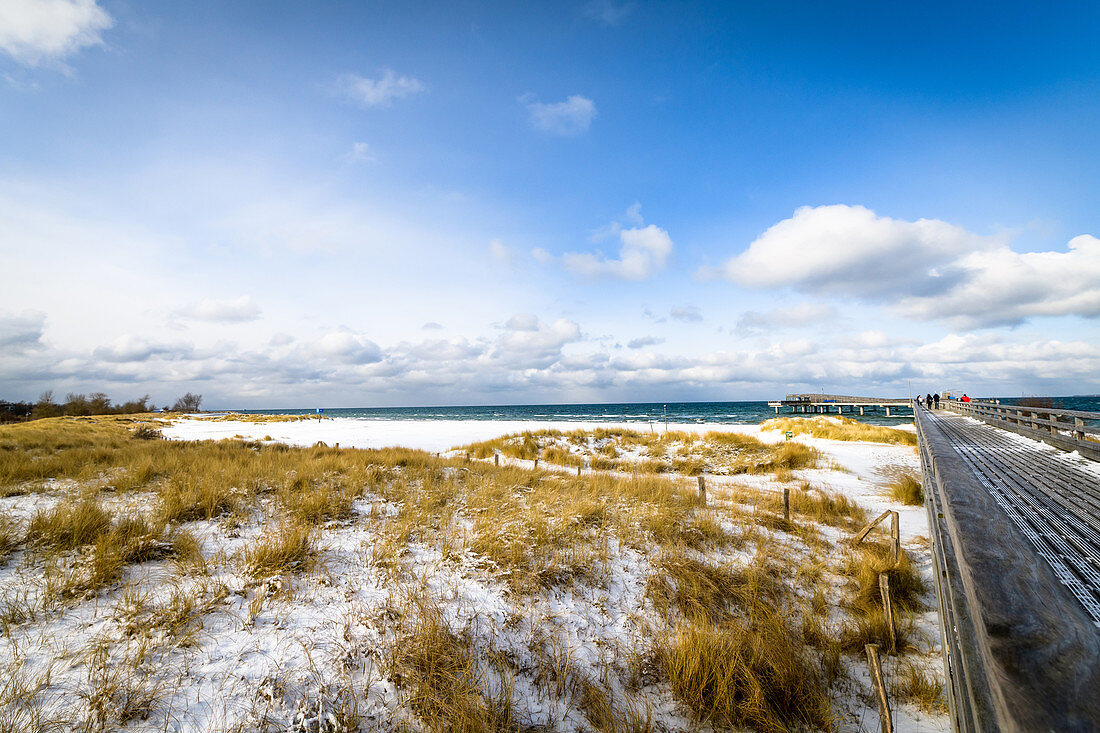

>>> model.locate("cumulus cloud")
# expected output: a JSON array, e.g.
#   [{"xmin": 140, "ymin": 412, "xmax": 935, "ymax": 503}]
[
  {"xmin": 93, "ymin": 335, "xmax": 179, "ymax": 363},
  {"xmin": 716, "ymin": 204, "xmax": 1100, "ymax": 329},
  {"xmin": 626, "ymin": 336, "xmax": 664, "ymax": 349},
  {"xmin": 314, "ymin": 330, "xmax": 382, "ymax": 365},
  {"xmin": 0, "ymin": 310, "xmax": 46, "ymax": 352},
  {"xmin": 897, "ymin": 234, "xmax": 1100, "ymax": 328},
  {"xmin": 176, "ymin": 296, "xmax": 261, "ymax": 323},
  {"xmin": 717, "ymin": 205, "xmax": 991, "ymax": 298},
  {"xmin": 564, "ymin": 224, "xmax": 673, "ymax": 280},
  {"xmin": 735, "ymin": 302, "xmax": 837, "ymax": 334},
  {"xmin": 0, "ymin": 0, "xmax": 112, "ymax": 66},
  {"xmin": 493, "ymin": 315, "xmax": 582, "ymax": 368},
  {"xmin": 421, "ymin": 322, "xmax": 444, "ymax": 330},
  {"xmin": 670, "ymin": 306, "xmax": 702, "ymax": 322},
  {"xmin": 337, "ymin": 69, "xmax": 425, "ymax": 107},
  {"xmin": 522, "ymin": 94, "xmax": 597, "ymax": 136},
  {"xmin": 3, "ymin": 310, "xmax": 1099, "ymax": 406}
]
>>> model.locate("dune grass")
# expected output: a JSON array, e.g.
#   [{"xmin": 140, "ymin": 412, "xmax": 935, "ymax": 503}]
[
  {"xmin": 761, "ymin": 416, "xmax": 918, "ymax": 446},
  {"xmin": 887, "ymin": 472, "xmax": 924, "ymax": 505},
  {"xmin": 460, "ymin": 427, "xmax": 821, "ymax": 476},
  {"xmin": 0, "ymin": 414, "xmax": 943, "ymax": 730}
]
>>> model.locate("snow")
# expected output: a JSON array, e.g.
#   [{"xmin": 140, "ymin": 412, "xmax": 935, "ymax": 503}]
[{"xmin": 1, "ymin": 416, "xmax": 951, "ymax": 732}]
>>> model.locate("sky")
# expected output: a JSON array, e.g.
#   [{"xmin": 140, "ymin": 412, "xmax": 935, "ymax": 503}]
[{"xmin": 2, "ymin": 0, "xmax": 1099, "ymax": 408}]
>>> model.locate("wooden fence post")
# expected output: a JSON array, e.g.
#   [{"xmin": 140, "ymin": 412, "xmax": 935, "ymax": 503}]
[
  {"xmin": 783, "ymin": 487, "xmax": 791, "ymax": 521},
  {"xmin": 880, "ymin": 573, "xmax": 897, "ymax": 654},
  {"xmin": 533, "ymin": 458, "xmax": 539, "ymax": 470},
  {"xmin": 890, "ymin": 511, "xmax": 900, "ymax": 567},
  {"xmin": 494, "ymin": 453, "xmax": 499, "ymax": 467},
  {"xmin": 865, "ymin": 644, "xmax": 893, "ymax": 733},
  {"xmin": 697, "ymin": 476, "xmax": 706, "ymax": 506},
  {"xmin": 1075, "ymin": 418, "xmax": 1086, "ymax": 444}
]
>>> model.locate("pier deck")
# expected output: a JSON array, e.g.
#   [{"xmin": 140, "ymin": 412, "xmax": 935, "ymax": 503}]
[
  {"xmin": 767, "ymin": 392, "xmax": 912, "ymax": 416},
  {"xmin": 916, "ymin": 405, "xmax": 1100, "ymax": 731}
]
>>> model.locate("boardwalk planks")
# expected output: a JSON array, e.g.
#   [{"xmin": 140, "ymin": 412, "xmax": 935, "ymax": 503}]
[{"xmin": 917, "ymin": 408, "xmax": 1100, "ymax": 732}]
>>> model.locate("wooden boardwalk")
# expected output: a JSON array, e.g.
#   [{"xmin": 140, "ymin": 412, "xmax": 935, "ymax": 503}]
[
  {"xmin": 767, "ymin": 393, "xmax": 912, "ymax": 416},
  {"xmin": 916, "ymin": 406, "xmax": 1100, "ymax": 731}
]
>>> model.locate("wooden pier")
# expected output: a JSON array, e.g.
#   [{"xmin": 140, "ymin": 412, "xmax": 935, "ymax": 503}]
[
  {"xmin": 916, "ymin": 403, "xmax": 1100, "ymax": 731},
  {"xmin": 767, "ymin": 393, "xmax": 912, "ymax": 416}
]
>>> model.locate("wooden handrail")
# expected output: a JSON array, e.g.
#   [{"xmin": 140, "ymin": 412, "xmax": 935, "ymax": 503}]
[{"xmin": 941, "ymin": 400, "xmax": 1100, "ymax": 461}]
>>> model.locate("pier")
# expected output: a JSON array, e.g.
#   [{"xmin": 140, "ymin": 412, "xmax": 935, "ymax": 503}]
[
  {"xmin": 767, "ymin": 393, "xmax": 912, "ymax": 416},
  {"xmin": 916, "ymin": 402, "xmax": 1100, "ymax": 731}
]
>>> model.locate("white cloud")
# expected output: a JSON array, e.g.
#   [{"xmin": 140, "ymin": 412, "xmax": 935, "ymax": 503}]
[
  {"xmin": 589, "ymin": 201, "xmax": 644, "ymax": 242},
  {"xmin": 626, "ymin": 336, "xmax": 664, "ymax": 349},
  {"xmin": 345, "ymin": 141, "xmax": 375, "ymax": 163},
  {"xmin": 488, "ymin": 238, "xmax": 513, "ymax": 265},
  {"xmin": 92, "ymin": 334, "xmax": 179, "ymax": 363},
  {"xmin": 523, "ymin": 94, "xmax": 596, "ymax": 136},
  {"xmin": 337, "ymin": 69, "xmax": 425, "ymax": 107},
  {"xmin": 177, "ymin": 296, "xmax": 261, "ymax": 323},
  {"xmin": 670, "ymin": 306, "xmax": 702, "ymax": 322},
  {"xmin": 421, "ymin": 322, "xmax": 444, "ymax": 330},
  {"xmin": 0, "ymin": 310, "xmax": 46, "ymax": 351},
  {"xmin": 897, "ymin": 234, "xmax": 1100, "ymax": 328},
  {"xmin": 564, "ymin": 224, "xmax": 673, "ymax": 280},
  {"xmin": 493, "ymin": 315, "xmax": 582, "ymax": 368},
  {"xmin": 735, "ymin": 302, "xmax": 837, "ymax": 334},
  {"xmin": 716, "ymin": 204, "xmax": 1100, "ymax": 329},
  {"xmin": 717, "ymin": 205, "xmax": 992, "ymax": 297},
  {"xmin": 0, "ymin": 0, "xmax": 112, "ymax": 66},
  {"xmin": 530, "ymin": 247, "xmax": 554, "ymax": 265},
  {"xmin": 314, "ymin": 330, "xmax": 382, "ymax": 365}
]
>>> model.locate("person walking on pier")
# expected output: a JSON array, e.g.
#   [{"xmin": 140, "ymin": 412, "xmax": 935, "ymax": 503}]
[
  {"xmin": 933, "ymin": 393, "xmax": 940, "ymax": 409},
  {"xmin": 926, "ymin": 393, "xmax": 933, "ymax": 409}
]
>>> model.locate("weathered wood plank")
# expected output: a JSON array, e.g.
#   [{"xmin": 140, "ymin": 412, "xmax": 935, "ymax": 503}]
[{"xmin": 917, "ymin": 409, "xmax": 1100, "ymax": 732}]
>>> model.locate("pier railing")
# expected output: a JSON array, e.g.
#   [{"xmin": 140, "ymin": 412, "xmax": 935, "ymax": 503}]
[{"xmin": 941, "ymin": 399, "xmax": 1100, "ymax": 461}]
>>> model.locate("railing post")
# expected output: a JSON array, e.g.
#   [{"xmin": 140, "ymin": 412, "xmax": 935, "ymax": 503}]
[{"xmin": 1076, "ymin": 417, "xmax": 1086, "ymax": 444}]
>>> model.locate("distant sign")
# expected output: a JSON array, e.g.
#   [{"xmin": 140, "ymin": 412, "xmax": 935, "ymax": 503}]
[
  {"xmin": 785, "ymin": 431, "xmax": 794, "ymax": 441},
  {"xmin": 317, "ymin": 408, "xmax": 324, "ymax": 414}
]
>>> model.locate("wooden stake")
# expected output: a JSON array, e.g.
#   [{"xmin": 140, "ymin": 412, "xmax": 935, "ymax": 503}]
[
  {"xmin": 494, "ymin": 453, "xmax": 499, "ymax": 467},
  {"xmin": 465, "ymin": 451, "xmax": 470, "ymax": 462},
  {"xmin": 865, "ymin": 644, "xmax": 893, "ymax": 733},
  {"xmin": 853, "ymin": 510, "xmax": 893, "ymax": 544},
  {"xmin": 879, "ymin": 573, "xmax": 897, "ymax": 654},
  {"xmin": 890, "ymin": 511, "xmax": 900, "ymax": 566},
  {"xmin": 697, "ymin": 476, "xmax": 706, "ymax": 506},
  {"xmin": 577, "ymin": 465, "xmax": 582, "ymax": 476},
  {"xmin": 783, "ymin": 487, "xmax": 791, "ymax": 521},
  {"xmin": 533, "ymin": 458, "xmax": 538, "ymax": 469}
]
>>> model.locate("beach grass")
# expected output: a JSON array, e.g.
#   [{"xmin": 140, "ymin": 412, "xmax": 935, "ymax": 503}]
[
  {"xmin": 0, "ymin": 414, "xmax": 941, "ymax": 730},
  {"xmin": 761, "ymin": 416, "xmax": 918, "ymax": 446}
]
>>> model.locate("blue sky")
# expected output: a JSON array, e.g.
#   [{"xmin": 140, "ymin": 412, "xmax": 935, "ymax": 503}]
[{"xmin": 2, "ymin": 0, "xmax": 1099, "ymax": 407}]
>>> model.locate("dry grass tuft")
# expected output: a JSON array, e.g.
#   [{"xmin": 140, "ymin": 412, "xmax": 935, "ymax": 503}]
[
  {"xmin": 660, "ymin": 611, "xmax": 833, "ymax": 732},
  {"xmin": 386, "ymin": 602, "xmax": 514, "ymax": 732},
  {"xmin": 887, "ymin": 473, "xmax": 924, "ymax": 505},
  {"xmin": 27, "ymin": 499, "xmax": 112, "ymax": 552},
  {"xmin": 0, "ymin": 515, "xmax": 21, "ymax": 564},
  {"xmin": 762, "ymin": 416, "xmax": 917, "ymax": 446},
  {"xmin": 893, "ymin": 659, "xmax": 947, "ymax": 713},
  {"xmin": 243, "ymin": 519, "xmax": 317, "ymax": 577}
]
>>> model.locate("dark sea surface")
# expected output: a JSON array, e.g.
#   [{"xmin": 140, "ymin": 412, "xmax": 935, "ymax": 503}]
[{"xmin": 228, "ymin": 396, "xmax": 1100, "ymax": 426}]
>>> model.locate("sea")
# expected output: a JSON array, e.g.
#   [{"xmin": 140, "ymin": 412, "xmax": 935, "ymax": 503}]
[{"xmin": 230, "ymin": 396, "xmax": 1100, "ymax": 427}]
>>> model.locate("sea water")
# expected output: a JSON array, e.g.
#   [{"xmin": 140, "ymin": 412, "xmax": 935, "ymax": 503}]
[{"xmin": 224, "ymin": 396, "xmax": 1099, "ymax": 427}]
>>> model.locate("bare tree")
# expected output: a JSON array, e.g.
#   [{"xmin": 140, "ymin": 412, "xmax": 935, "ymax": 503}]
[{"xmin": 171, "ymin": 393, "xmax": 203, "ymax": 413}]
